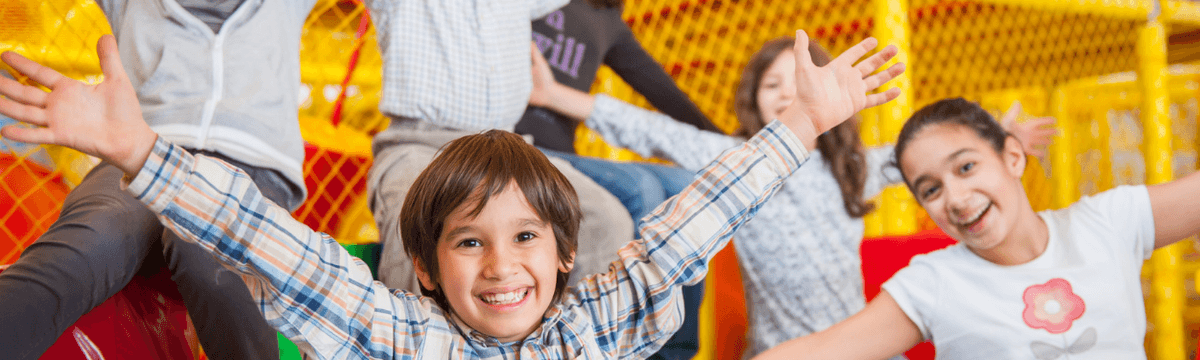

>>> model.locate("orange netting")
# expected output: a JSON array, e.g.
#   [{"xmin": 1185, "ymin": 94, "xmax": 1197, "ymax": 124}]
[
  {"xmin": 0, "ymin": 0, "xmax": 387, "ymax": 257},
  {"xmin": 0, "ymin": 0, "xmax": 107, "ymax": 264}
]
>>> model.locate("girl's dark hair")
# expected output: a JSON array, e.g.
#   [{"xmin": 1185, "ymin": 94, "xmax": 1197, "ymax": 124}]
[
  {"xmin": 893, "ymin": 98, "xmax": 1010, "ymax": 183},
  {"xmin": 400, "ymin": 130, "xmax": 580, "ymax": 313},
  {"xmin": 734, "ymin": 37, "xmax": 875, "ymax": 217},
  {"xmin": 586, "ymin": 0, "xmax": 622, "ymax": 9}
]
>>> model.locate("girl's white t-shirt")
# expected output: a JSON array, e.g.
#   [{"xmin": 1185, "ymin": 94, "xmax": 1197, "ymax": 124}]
[{"xmin": 882, "ymin": 185, "xmax": 1155, "ymax": 360}]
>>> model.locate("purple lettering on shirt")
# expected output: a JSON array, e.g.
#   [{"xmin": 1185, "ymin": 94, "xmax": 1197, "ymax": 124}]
[
  {"xmin": 549, "ymin": 34, "xmax": 565, "ymax": 67},
  {"xmin": 534, "ymin": 9, "xmax": 584, "ymax": 78},
  {"xmin": 557, "ymin": 37, "xmax": 577, "ymax": 74},
  {"xmin": 567, "ymin": 43, "xmax": 586, "ymax": 78},
  {"xmin": 544, "ymin": 10, "xmax": 564, "ymax": 31},
  {"xmin": 555, "ymin": 38, "xmax": 586, "ymax": 78}
]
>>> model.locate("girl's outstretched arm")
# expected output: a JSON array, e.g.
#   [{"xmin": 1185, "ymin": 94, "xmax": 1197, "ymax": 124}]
[
  {"xmin": 532, "ymin": 30, "xmax": 906, "ymax": 151},
  {"xmin": 1148, "ymin": 170, "xmax": 1200, "ymax": 248},
  {"xmin": 753, "ymin": 291, "xmax": 922, "ymax": 360}
]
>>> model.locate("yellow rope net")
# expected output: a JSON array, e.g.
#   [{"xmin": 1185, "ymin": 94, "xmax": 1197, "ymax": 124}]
[{"xmin": 2, "ymin": 0, "xmax": 1199, "ymax": 358}]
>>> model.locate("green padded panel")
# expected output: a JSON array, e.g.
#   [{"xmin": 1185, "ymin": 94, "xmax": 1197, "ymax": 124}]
[{"xmin": 279, "ymin": 242, "xmax": 382, "ymax": 359}]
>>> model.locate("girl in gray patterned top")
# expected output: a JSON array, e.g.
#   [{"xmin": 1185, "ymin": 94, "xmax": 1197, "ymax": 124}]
[{"xmin": 529, "ymin": 36, "xmax": 1054, "ymax": 358}]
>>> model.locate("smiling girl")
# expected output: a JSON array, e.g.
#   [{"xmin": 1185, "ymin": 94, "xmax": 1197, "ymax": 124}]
[
  {"xmin": 753, "ymin": 98, "xmax": 1200, "ymax": 359},
  {"xmin": 530, "ymin": 38, "xmax": 1054, "ymax": 358}
]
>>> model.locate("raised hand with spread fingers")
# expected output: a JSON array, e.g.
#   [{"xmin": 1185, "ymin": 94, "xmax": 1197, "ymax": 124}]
[
  {"xmin": 999, "ymin": 101, "xmax": 1057, "ymax": 158},
  {"xmin": 0, "ymin": 34, "xmax": 156, "ymax": 176},
  {"xmin": 777, "ymin": 30, "xmax": 904, "ymax": 149}
]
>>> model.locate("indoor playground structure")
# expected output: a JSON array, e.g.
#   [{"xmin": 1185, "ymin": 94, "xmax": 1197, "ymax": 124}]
[{"xmin": 2, "ymin": 0, "xmax": 1200, "ymax": 358}]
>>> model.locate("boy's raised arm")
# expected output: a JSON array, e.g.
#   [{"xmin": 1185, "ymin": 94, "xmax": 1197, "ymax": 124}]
[
  {"xmin": 131, "ymin": 140, "xmax": 410, "ymax": 356},
  {"xmin": 0, "ymin": 35, "xmax": 420, "ymax": 358},
  {"xmin": 779, "ymin": 30, "xmax": 902, "ymax": 150},
  {"xmin": 571, "ymin": 30, "xmax": 905, "ymax": 357}
]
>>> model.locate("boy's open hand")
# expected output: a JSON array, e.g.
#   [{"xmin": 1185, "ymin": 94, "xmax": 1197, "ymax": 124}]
[
  {"xmin": 780, "ymin": 30, "xmax": 904, "ymax": 149},
  {"xmin": 0, "ymin": 35, "xmax": 155, "ymax": 177}
]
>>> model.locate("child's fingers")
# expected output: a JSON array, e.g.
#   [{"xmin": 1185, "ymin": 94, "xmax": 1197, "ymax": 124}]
[
  {"xmin": 1001, "ymin": 101, "xmax": 1023, "ymax": 126},
  {"xmin": 862, "ymin": 62, "xmax": 905, "ymax": 92},
  {"xmin": 864, "ymin": 87, "xmax": 901, "ymax": 109},
  {"xmin": 794, "ymin": 30, "xmax": 815, "ymax": 69},
  {"xmin": 1029, "ymin": 116, "xmax": 1056, "ymax": 129},
  {"xmin": 0, "ymin": 52, "xmax": 66, "ymax": 90},
  {"xmin": 832, "ymin": 37, "xmax": 879, "ymax": 69},
  {"xmin": 0, "ymin": 73, "xmax": 47, "ymax": 107},
  {"xmin": 531, "ymin": 42, "xmax": 549, "ymax": 69},
  {"xmin": 853, "ymin": 45, "xmax": 898, "ymax": 78},
  {"xmin": 1032, "ymin": 123, "xmax": 1058, "ymax": 135},
  {"xmin": 0, "ymin": 95, "xmax": 47, "ymax": 126},
  {"xmin": 0, "ymin": 125, "xmax": 54, "ymax": 146},
  {"xmin": 95, "ymin": 35, "xmax": 126, "ymax": 82},
  {"xmin": 1032, "ymin": 128, "xmax": 1058, "ymax": 144}
]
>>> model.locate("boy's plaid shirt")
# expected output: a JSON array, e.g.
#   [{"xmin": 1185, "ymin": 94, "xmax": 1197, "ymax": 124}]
[{"xmin": 126, "ymin": 121, "xmax": 808, "ymax": 359}]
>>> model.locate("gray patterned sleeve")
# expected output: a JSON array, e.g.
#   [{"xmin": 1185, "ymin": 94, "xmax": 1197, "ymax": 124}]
[
  {"xmin": 864, "ymin": 145, "xmax": 903, "ymax": 199},
  {"xmin": 585, "ymin": 94, "xmax": 742, "ymax": 170}
]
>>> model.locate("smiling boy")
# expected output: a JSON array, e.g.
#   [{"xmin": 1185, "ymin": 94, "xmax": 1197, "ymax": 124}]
[
  {"xmin": 398, "ymin": 131, "xmax": 582, "ymax": 344},
  {"xmin": 0, "ymin": 31, "xmax": 903, "ymax": 358}
]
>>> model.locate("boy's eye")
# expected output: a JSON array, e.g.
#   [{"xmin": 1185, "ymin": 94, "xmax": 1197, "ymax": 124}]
[
  {"xmin": 959, "ymin": 162, "xmax": 975, "ymax": 174},
  {"xmin": 456, "ymin": 239, "xmax": 482, "ymax": 248},
  {"xmin": 515, "ymin": 231, "xmax": 536, "ymax": 242}
]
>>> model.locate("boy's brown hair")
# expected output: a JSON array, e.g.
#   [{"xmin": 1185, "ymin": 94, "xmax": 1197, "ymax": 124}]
[{"xmin": 399, "ymin": 130, "xmax": 581, "ymax": 312}]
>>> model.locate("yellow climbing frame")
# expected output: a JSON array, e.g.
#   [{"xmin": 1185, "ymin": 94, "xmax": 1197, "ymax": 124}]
[{"xmin": 3, "ymin": 0, "xmax": 1200, "ymax": 358}]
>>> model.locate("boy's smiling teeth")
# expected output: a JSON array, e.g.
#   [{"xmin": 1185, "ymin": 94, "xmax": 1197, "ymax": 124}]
[{"xmin": 480, "ymin": 288, "xmax": 529, "ymax": 305}]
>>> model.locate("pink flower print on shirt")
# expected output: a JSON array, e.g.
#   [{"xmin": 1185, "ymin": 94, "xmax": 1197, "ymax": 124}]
[{"xmin": 1022, "ymin": 278, "xmax": 1086, "ymax": 334}]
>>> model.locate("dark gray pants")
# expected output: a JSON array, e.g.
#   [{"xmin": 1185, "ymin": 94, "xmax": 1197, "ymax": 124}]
[{"xmin": 0, "ymin": 151, "xmax": 294, "ymax": 359}]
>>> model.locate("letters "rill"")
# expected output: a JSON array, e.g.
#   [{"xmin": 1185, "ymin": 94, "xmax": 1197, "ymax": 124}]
[{"xmin": 533, "ymin": 32, "xmax": 586, "ymax": 79}]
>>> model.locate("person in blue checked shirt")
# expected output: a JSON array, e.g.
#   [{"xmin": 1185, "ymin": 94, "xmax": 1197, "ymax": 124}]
[{"xmin": 0, "ymin": 31, "xmax": 902, "ymax": 358}]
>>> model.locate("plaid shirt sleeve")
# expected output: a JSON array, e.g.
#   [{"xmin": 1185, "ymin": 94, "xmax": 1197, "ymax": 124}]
[
  {"xmin": 125, "ymin": 138, "xmax": 429, "ymax": 359},
  {"xmin": 564, "ymin": 120, "xmax": 809, "ymax": 358}
]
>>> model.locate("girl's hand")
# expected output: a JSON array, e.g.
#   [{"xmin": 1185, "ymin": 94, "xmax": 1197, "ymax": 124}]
[
  {"xmin": 0, "ymin": 35, "xmax": 155, "ymax": 177},
  {"xmin": 527, "ymin": 42, "xmax": 595, "ymax": 121},
  {"xmin": 1000, "ymin": 101, "xmax": 1057, "ymax": 158},
  {"xmin": 780, "ymin": 30, "xmax": 904, "ymax": 149},
  {"xmin": 528, "ymin": 42, "xmax": 557, "ymax": 109}
]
